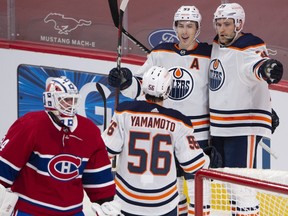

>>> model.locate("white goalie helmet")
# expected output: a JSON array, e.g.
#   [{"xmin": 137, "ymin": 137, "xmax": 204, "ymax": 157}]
[
  {"xmin": 43, "ymin": 76, "xmax": 80, "ymax": 117},
  {"xmin": 213, "ymin": 3, "xmax": 245, "ymax": 30},
  {"xmin": 142, "ymin": 66, "xmax": 172, "ymax": 100},
  {"xmin": 173, "ymin": 6, "xmax": 202, "ymax": 38}
]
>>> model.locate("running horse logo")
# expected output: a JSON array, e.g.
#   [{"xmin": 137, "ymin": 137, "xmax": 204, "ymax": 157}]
[{"xmin": 44, "ymin": 13, "xmax": 92, "ymax": 35}]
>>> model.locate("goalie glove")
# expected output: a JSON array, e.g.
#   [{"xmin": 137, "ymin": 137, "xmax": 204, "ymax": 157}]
[
  {"xmin": 108, "ymin": 67, "xmax": 132, "ymax": 90},
  {"xmin": 91, "ymin": 199, "xmax": 123, "ymax": 216},
  {"xmin": 0, "ymin": 184, "xmax": 18, "ymax": 216},
  {"xmin": 258, "ymin": 59, "xmax": 283, "ymax": 84}
]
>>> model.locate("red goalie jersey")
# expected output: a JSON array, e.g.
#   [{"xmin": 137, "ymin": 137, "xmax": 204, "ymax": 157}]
[{"xmin": 0, "ymin": 111, "xmax": 115, "ymax": 216}]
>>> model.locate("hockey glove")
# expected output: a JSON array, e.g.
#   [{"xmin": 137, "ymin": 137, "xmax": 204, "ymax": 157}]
[
  {"xmin": 91, "ymin": 199, "xmax": 123, "ymax": 216},
  {"xmin": 108, "ymin": 67, "xmax": 132, "ymax": 90},
  {"xmin": 271, "ymin": 109, "xmax": 280, "ymax": 134},
  {"xmin": 203, "ymin": 146, "xmax": 223, "ymax": 168},
  {"xmin": 259, "ymin": 59, "xmax": 283, "ymax": 84},
  {"xmin": 0, "ymin": 184, "xmax": 18, "ymax": 216}
]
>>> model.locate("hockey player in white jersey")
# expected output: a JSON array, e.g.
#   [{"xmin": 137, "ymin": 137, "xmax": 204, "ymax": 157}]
[
  {"xmin": 209, "ymin": 3, "xmax": 283, "ymax": 216},
  {"xmin": 109, "ymin": 6, "xmax": 211, "ymax": 147},
  {"xmin": 108, "ymin": 6, "xmax": 212, "ymax": 215},
  {"xmin": 102, "ymin": 66, "xmax": 210, "ymax": 216}
]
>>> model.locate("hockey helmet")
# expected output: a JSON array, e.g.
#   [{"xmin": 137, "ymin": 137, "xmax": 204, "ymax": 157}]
[
  {"xmin": 142, "ymin": 66, "xmax": 172, "ymax": 100},
  {"xmin": 173, "ymin": 6, "xmax": 202, "ymax": 38},
  {"xmin": 174, "ymin": 6, "xmax": 202, "ymax": 28},
  {"xmin": 43, "ymin": 76, "xmax": 80, "ymax": 117},
  {"xmin": 213, "ymin": 3, "xmax": 245, "ymax": 30}
]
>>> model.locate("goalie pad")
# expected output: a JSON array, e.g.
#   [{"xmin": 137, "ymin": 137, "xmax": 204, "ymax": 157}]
[
  {"xmin": 91, "ymin": 199, "xmax": 123, "ymax": 216},
  {"xmin": 0, "ymin": 184, "xmax": 18, "ymax": 216}
]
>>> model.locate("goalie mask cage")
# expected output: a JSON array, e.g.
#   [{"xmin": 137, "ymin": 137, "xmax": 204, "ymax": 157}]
[{"xmin": 195, "ymin": 168, "xmax": 288, "ymax": 216}]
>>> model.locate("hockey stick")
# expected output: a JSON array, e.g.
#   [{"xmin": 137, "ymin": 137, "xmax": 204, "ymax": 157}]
[
  {"xmin": 96, "ymin": 82, "xmax": 117, "ymax": 171},
  {"xmin": 113, "ymin": 0, "xmax": 129, "ymax": 108},
  {"xmin": 96, "ymin": 82, "xmax": 107, "ymax": 131},
  {"xmin": 109, "ymin": 0, "xmax": 130, "ymax": 170},
  {"xmin": 259, "ymin": 139, "xmax": 278, "ymax": 160},
  {"xmin": 108, "ymin": 0, "xmax": 150, "ymax": 54},
  {"xmin": 96, "ymin": 82, "xmax": 117, "ymax": 172}
]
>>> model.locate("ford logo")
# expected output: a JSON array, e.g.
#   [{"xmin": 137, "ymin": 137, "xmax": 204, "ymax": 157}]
[{"xmin": 148, "ymin": 29, "xmax": 179, "ymax": 48}]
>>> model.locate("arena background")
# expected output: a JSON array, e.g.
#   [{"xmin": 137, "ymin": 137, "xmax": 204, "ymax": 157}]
[
  {"xmin": 0, "ymin": 0, "xmax": 287, "ymax": 75},
  {"xmin": 0, "ymin": 0, "xmax": 287, "ymax": 214}
]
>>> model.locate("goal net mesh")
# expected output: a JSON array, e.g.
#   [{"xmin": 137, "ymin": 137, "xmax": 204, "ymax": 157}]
[{"xmin": 195, "ymin": 168, "xmax": 288, "ymax": 216}]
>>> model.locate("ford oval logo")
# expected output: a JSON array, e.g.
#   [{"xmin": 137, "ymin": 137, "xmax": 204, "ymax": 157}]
[{"xmin": 148, "ymin": 29, "xmax": 179, "ymax": 48}]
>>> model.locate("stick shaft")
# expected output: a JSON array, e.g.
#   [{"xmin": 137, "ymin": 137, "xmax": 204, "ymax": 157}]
[
  {"xmin": 108, "ymin": 0, "xmax": 150, "ymax": 54},
  {"xmin": 96, "ymin": 83, "xmax": 107, "ymax": 130},
  {"xmin": 114, "ymin": 0, "xmax": 129, "ymax": 107},
  {"xmin": 112, "ymin": 0, "xmax": 130, "ymax": 170}
]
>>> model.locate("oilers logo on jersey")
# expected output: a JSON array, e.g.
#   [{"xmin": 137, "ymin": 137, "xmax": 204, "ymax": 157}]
[
  {"xmin": 209, "ymin": 59, "xmax": 225, "ymax": 91},
  {"xmin": 169, "ymin": 67, "xmax": 194, "ymax": 100}
]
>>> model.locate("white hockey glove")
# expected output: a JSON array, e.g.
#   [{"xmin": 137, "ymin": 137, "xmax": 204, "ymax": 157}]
[
  {"xmin": 0, "ymin": 184, "xmax": 18, "ymax": 216},
  {"xmin": 91, "ymin": 199, "xmax": 123, "ymax": 216}
]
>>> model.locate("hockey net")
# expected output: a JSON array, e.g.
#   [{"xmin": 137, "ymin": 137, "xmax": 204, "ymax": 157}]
[{"xmin": 195, "ymin": 168, "xmax": 288, "ymax": 216}]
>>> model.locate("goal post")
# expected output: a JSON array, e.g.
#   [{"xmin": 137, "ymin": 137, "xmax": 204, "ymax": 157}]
[{"xmin": 195, "ymin": 168, "xmax": 288, "ymax": 216}]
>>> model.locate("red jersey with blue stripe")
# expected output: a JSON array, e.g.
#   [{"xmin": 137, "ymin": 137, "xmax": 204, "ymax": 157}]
[{"xmin": 0, "ymin": 111, "xmax": 115, "ymax": 215}]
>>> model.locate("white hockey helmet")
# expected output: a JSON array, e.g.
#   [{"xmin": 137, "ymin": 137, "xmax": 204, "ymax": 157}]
[
  {"xmin": 43, "ymin": 76, "xmax": 80, "ymax": 117},
  {"xmin": 213, "ymin": 3, "xmax": 245, "ymax": 30},
  {"xmin": 142, "ymin": 66, "xmax": 172, "ymax": 100},
  {"xmin": 173, "ymin": 6, "xmax": 202, "ymax": 38}
]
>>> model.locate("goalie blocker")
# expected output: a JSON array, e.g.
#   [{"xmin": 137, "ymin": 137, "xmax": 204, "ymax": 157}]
[{"xmin": 0, "ymin": 184, "xmax": 18, "ymax": 216}]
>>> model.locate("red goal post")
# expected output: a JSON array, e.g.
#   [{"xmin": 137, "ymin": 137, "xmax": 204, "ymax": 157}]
[{"xmin": 195, "ymin": 168, "xmax": 288, "ymax": 216}]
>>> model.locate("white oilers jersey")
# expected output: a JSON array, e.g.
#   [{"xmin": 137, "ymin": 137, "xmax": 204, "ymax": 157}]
[
  {"xmin": 209, "ymin": 33, "xmax": 272, "ymax": 138},
  {"xmin": 122, "ymin": 42, "xmax": 212, "ymax": 141},
  {"xmin": 102, "ymin": 100, "xmax": 207, "ymax": 215}
]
